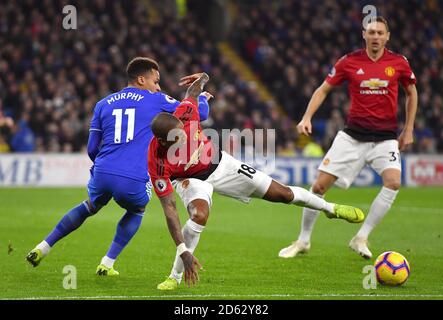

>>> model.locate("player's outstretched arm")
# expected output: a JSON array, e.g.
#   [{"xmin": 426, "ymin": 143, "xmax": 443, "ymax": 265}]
[
  {"xmin": 398, "ymin": 84, "xmax": 418, "ymax": 151},
  {"xmin": 297, "ymin": 81, "xmax": 333, "ymax": 136},
  {"xmin": 185, "ymin": 73, "xmax": 210, "ymax": 100},
  {"xmin": 159, "ymin": 193, "xmax": 202, "ymax": 286}
]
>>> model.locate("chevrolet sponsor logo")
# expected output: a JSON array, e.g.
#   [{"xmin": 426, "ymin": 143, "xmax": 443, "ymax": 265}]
[
  {"xmin": 360, "ymin": 78, "xmax": 389, "ymax": 89},
  {"xmin": 360, "ymin": 78, "xmax": 389, "ymax": 95}
]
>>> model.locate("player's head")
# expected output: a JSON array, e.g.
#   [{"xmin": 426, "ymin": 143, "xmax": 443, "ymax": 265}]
[
  {"xmin": 151, "ymin": 112, "xmax": 186, "ymax": 148},
  {"xmin": 126, "ymin": 57, "xmax": 161, "ymax": 92},
  {"xmin": 363, "ymin": 16, "xmax": 390, "ymax": 54}
]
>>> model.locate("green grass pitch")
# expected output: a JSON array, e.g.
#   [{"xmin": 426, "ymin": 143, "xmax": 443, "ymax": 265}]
[{"xmin": 1, "ymin": 187, "xmax": 442, "ymax": 300}]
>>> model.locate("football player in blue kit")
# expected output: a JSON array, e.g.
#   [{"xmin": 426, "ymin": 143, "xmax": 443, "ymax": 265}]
[{"xmin": 26, "ymin": 57, "xmax": 210, "ymax": 275}]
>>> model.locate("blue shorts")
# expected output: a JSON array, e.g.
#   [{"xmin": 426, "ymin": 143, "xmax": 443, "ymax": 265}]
[{"xmin": 87, "ymin": 171, "xmax": 152, "ymax": 213}]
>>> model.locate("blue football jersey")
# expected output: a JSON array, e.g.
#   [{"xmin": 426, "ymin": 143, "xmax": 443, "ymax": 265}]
[{"xmin": 90, "ymin": 87, "xmax": 183, "ymax": 182}]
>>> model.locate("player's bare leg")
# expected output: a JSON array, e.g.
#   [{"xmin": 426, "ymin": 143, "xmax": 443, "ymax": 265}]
[
  {"xmin": 350, "ymin": 168, "xmax": 400, "ymax": 259},
  {"xmin": 278, "ymin": 171, "xmax": 338, "ymax": 258},
  {"xmin": 158, "ymin": 199, "xmax": 209, "ymax": 290}
]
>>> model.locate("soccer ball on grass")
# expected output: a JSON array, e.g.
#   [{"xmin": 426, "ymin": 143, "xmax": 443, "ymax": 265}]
[{"xmin": 374, "ymin": 251, "xmax": 410, "ymax": 286}]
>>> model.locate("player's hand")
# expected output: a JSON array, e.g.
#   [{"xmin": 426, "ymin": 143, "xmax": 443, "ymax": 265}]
[
  {"xmin": 201, "ymin": 91, "xmax": 214, "ymax": 101},
  {"xmin": 180, "ymin": 251, "xmax": 203, "ymax": 287},
  {"xmin": 398, "ymin": 129, "xmax": 414, "ymax": 151},
  {"xmin": 179, "ymin": 73, "xmax": 209, "ymax": 87},
  {"xmin": 297, "ymin": 118, "xmax": 312, "ymax": 136}
]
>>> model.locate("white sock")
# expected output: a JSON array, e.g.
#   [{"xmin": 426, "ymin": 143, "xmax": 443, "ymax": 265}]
[
  {"xmin": 36, "ymin": 240, "xmax": 51, "ymax": 256},
  {"xmin": 298, "ymin": 208, "xmax": 321, "ymax": 243},
  {"xmin": 296, "ymin": 188, "xmax": 323, "ymax": 243},
  {"xmin": 356, "ymin": 186, "xmax": 398, "ymax": 239},
  {"xmin": 289, "ymin": 186, "xmax": 334, "ymax": 213},
  {"xmin": 101, "ymin": 256, "xmax": 115, "ymax": 268},
  {"xmin": 170, "ymin": 219, "xmax": 205, "ymax": 283}
]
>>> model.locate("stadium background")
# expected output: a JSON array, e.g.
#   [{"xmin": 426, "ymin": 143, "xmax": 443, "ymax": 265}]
[
  {"xmin": 1, "ymin": 0, "xmax": 443, "ymax": 301},
  {"xmin": 0, "ymin": 0, "xmax": 442, "ymax": 187}
]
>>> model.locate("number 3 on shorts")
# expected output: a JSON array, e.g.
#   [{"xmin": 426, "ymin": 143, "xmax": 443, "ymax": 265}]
[
  {"xmin": 237, "ymin": 164, "xmax": 256, "ymax": 179},
  {"xmin": 389, "ymin": 151, "xmax": 400, "ymax": 162}
]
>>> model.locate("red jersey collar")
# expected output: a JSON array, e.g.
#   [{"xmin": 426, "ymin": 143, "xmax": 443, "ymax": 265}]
[{"xmin": 364, "ymin": 47, "xmax": 387, "ymax": 62}]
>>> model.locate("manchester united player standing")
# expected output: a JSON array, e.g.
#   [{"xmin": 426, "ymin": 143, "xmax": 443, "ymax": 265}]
[{"xmin": 279, "ymin": 16, "xmax": 418, "ymax": 259}]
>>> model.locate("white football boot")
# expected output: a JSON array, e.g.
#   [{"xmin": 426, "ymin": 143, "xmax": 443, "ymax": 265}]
[
  {"xmin": 278, "ymin": 240, "xmax": 311, "ymax": 258},
  {"xmin": 349, "ymin": 236, "xmax": 372, "ymax": 259}
]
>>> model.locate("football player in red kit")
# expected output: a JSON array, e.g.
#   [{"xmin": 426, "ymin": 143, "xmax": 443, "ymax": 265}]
[
  {"xmin": 279, "ymin": 16, "xmax": 418, "ymax": 260},
  {"xmin": 148, "ymin": 73, "xmax": 365, "ymax": 290}
]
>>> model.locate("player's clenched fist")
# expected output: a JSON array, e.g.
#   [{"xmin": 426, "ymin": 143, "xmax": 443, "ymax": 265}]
[
  {"xmin": 398, "ymin": 129, "xmax": 414, "ymax": 151},
  {"xmin": 297, "ymin": 119, "xmax": 312, "ymax": 136},
  {"xmin": 201, "ymin": 91, "xmax": 214, "ymax": 101}
]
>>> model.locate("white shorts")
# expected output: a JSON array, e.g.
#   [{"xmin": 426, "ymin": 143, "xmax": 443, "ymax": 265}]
[
  {"xmin": 175, "ymin": 151, "xmax": 273, "ymax": 208},
  {"xmin": 318, "ymin": 131, "xmax": 401, "ymax": 189}
]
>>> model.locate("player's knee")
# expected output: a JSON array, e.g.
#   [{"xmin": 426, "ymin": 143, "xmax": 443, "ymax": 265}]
[
  {"xmin": 280, "ymin": 186, "xmax": 294, "ymax": 204},
  {"xmin": 136, "ymin": 206, "xmax": 145, "ymax": 213},
  {"xmin": 311, "ymin": 182, "xmax": 327, "ymax": 195},
  {"xmin": 191, "ymin": 209, "xmax": 209, "ymax": 226},
  {"xmin": 383, "ymin": 179, "xmax": 401, "ymax": 191},
  {"xmin": 188, "ymin": 201, "xmax": 209, "ymax": 225},
  {"xmin": 191, "ymin": 210, "xmax": 209, "ymax": 225},
  {"xmin": 86, "ymin": 200, "xmax": 101, "ymax": 215}
]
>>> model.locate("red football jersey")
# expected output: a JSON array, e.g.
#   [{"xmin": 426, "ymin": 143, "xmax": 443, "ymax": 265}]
[
  {"xmin": 148, "ymin": 97, "xmax": 215, "ymax": 197},
  {"xmin": 325, "ymin": 48, "xmax": 416, "ymax": 134}
]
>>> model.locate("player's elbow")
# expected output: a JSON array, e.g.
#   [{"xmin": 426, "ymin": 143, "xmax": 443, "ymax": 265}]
[{"xmin": 405, "ymin": 84, "xmax": 417, "ymax": 99}]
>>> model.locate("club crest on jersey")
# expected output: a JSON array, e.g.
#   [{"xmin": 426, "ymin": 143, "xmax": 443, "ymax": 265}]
[
  {"xmin": 323, "ymin": 158, "xmax": 330, "ymax": 166},
  {"xmin": 165, "ymin": 95, "xmax": 177, "ymax": 104},
  {"xmin": 385, "ymin": 66, "xmax": 395, "ymax": 77},
  {"xmin": 155, "ymin": 179, "xmax": 167, "ymax": 192}
]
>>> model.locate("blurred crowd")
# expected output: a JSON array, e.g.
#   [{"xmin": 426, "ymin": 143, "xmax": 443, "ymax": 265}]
[
  {"xmin": 1, "ymin": 0, "xmax": 442, "ymax": 155},
  {"xmin": 231, "ymin": 0, "xmax": 443, "ymax": 153},
  {"xmin": 0, "ymin": 0, "xmax": 281, "ymax": 154}
]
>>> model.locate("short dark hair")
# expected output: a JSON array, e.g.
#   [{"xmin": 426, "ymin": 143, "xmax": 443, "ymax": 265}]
[
  {"xmin": 126, "ymin": 57, "xmax": 159, "ymax": 82},
  {"xmin": 364, "ymin": 16, "xmax": 389, "ymax": 32},
  {"xmin": 151, "ymin": 112, "xmax": 181, "ymax": 140}
]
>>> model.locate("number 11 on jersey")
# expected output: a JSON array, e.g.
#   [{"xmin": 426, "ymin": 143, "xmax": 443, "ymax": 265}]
[{"xmin": 112, "ymin": 108, "xmax": 135, "ymax": 143}]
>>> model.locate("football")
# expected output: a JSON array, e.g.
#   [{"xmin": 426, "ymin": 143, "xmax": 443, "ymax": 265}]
[{"xmin": 374, "ymin": 251, "xmax": 410, "ymax": 286}]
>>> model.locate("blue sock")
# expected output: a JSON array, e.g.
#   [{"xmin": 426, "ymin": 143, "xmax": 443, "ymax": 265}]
[
  {"xmin": 45, "ymin": 201, "xmax": 92, "ymax": 246},
  {"xmin": 106, "ymin": 211, "xmax": 144, "ymax": 259}
]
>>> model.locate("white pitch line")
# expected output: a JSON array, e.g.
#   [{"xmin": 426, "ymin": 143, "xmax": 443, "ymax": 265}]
[{"xmin": 4, "ymin": 293, "xmax": 443, "ymax": 300}]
